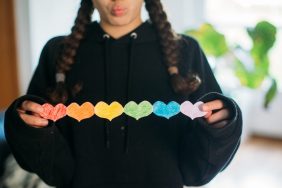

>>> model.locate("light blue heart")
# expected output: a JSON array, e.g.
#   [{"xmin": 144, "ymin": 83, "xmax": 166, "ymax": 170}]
[{"xmin": 153, "ymin": 101, "xmax": 180, "ymax": 119}]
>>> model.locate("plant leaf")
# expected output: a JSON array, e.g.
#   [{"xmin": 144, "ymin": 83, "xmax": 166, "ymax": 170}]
[
  {"xmin": 184, "ymin": 23, "xmax": 229, "ymax": 57},
  {"xmin": 264, "ymin": 78, "xmax": 278, "ymax": 109}
]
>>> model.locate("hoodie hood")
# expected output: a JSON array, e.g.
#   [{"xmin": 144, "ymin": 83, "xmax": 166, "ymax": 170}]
[{"xmin": 84, "ymin": 20, "xmax": 158, "ymax": 153}]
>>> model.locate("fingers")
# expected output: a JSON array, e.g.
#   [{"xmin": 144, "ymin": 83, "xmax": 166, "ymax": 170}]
[
  {"xmin": 18, "ymin": 112, "xmax": 49, "ymax": 128},
  {"xmin": 204, "ymin": 110, "xmax": 212, "ymax": 118},
  {"xmin": 200, "ymin": 99, "xmax": 231, "ymax": 125},
  {"xmin": 20, "ymin": 100, "xmax": 44, "ymax": 114},
  {"xmin": 205, "ymin": 108, "xmax": 230, "ymax": 124},
  {"xmin": 202, "ymin": 100, "xmax": 224, "ymax": 111},
  {"xmin": 17, "ymin": 100, "xmax": 48, "ymax": 128}
]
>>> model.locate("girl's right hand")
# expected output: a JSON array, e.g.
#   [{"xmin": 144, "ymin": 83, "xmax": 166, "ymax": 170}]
[{"xmin": 17, "ymin": 100, "xmax": 49, "ymax": 128}]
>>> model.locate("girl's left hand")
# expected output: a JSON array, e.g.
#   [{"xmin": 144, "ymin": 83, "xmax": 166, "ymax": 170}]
[{"xmin": 201, "ymin": 99, "xmax": 231, "ymax": 127}]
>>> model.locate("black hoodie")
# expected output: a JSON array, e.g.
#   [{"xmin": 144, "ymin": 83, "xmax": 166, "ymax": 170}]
[{"xmin": 4, "ymin": 20, "xmax": 242, "ymax": 188}]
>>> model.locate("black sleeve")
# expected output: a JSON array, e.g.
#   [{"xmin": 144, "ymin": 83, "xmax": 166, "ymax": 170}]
[
  {"xmin": 178, "ymin": 35, "xmax": 242, "ymax": 186},
  {"xmin": 4, "ymin": 36, "xmax": 75, "ymax": 187}
]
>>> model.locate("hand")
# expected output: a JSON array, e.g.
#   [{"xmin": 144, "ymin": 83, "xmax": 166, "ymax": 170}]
[
  {"xmin": 17, "ymin": 100, "xmax": 49, "ymax": 128},
  {"xmin": 201, "ymin": 99, "xmax": 230, "ymax": 127}
]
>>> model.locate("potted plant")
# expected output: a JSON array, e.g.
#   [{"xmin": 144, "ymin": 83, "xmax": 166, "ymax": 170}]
[{"xmin": 184, "ymin": 21, "xmax": 278, "ymax": 108}]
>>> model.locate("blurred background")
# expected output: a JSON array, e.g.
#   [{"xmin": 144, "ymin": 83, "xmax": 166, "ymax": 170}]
[{"xmin": 0, "ymin": 0, "xmax": 281, "ymax": 187}]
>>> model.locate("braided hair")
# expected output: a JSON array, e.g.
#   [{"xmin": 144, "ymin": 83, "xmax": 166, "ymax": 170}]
[
  {"xmin": 48, "ymin": 0, "xmax": 201, "ymax": 104},
  {"xmin": 47, "ymin": 0, "xmax": 94, "ymax": 104},
  {"xmin": 144, "ymin": 0, "xmax": 201, "ymax": 95}
]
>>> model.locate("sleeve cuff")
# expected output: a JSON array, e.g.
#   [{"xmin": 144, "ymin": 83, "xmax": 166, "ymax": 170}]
[
  {"xmin": 195, "ymin": 92, "xmax": 243, "ymax": 139},
  {"xmin": 4, "ymin": 95, "xmax": 56, "ymax": 140}
]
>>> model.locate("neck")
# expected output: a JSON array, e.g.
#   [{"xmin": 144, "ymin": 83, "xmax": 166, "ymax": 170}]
[{"xmin": 100, "ymin": 18, "xmax": 143, "ymax": 39}]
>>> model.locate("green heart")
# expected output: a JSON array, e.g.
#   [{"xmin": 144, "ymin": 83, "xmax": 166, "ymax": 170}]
[{"xmin": 124, "ymin": 101, "xmax": 153, "ymax": 120}]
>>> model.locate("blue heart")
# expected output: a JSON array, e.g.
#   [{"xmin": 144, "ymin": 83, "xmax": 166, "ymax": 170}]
[{"xmin": 153, "ymin": 101, "xmax": 180, "ymax": 119}]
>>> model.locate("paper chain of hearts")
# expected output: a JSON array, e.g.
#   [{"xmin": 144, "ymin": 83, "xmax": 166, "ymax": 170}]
[{"xmin": 39, "ymin": 101, "xmax": 207, "ymax": 122}]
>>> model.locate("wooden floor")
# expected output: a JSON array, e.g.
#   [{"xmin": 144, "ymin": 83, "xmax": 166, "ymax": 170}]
[{"xmin": 188, "ymin": 136, "xmax": 282, "ymax": 188}]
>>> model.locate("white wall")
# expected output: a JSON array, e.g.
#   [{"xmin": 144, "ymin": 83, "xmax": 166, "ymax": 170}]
[
  {"xmin": 162, "ymin": 0, "xmax": 205, "ymax": 32},
  {"xmin": 14, "ymin": 0, "xmax": 32, "ymax": 94},
  {"xmin": 14, "ymin": 0, "xmax": 82, "ymax": 94},
  {"xmin": 28, "ymin": 0, "xmax": 81, "ymax": 70}
]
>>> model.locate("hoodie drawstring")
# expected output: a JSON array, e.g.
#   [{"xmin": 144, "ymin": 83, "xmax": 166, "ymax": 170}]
[
  {"xmin": 103, "ymin": 33, "xmax": 111, "ymax": 149},
  {"xmin": 124, "ymin": 32, "xmax": 137, "ymax": 153},
  {"xmin": 102, "ymin": 32, "xmax": 138, "ymax": 153}
]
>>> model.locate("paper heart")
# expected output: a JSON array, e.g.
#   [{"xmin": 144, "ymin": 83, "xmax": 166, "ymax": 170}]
[
  {"xmin": 40, "ymin": 103, "xmax": 67, "ymax": 122},
  {"xmin": 180, "ymin": 101, "xmax": 207, "ymax": 120},
  {"xmin": 153, "ymin": 101, "xmax": 180, "ymax": 119},
  {"xmin": 124, "ymin": 101, "xmax": 153, "ymax": 120},
  {"xmin": 66, "ymin": 102, "xmax": 95, "ymax": 122},
  {"xmin": 95, "ymin": 101, "xmax": 124, "ymax": 121}
]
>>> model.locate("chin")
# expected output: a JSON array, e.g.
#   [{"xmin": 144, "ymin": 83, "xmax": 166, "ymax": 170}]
[
  {"xmin": 108, "ymin": 20, "xmax": 131, "ymax": 27},
  {"xmin": 107, "ymin": 16, "xmax": 135, "ymax": 26}
]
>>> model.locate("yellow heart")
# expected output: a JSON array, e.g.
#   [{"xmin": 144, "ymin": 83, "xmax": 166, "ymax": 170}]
[{"xmin": 95, "ymin": 101, "xmax": 124, "ymax": 121}]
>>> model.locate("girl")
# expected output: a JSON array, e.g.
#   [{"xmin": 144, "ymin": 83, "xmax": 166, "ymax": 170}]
[{"xmin": 4, "ymin": 0, "xmax": 242, "ymax": 188}]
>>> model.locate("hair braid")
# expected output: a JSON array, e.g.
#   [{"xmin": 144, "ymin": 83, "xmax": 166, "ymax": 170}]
[
  {"xmin": 48, "ymin": 0, "xmax": 94, "ymax": 104},
  {"xmin": 144, "ymin": 0, "xmax": 201, "ymax": 96}
]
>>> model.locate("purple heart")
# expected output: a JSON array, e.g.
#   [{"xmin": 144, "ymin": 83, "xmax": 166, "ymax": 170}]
[{"xmin": 180, "ymin": 101, "xmax": 207, "ymax": 120}]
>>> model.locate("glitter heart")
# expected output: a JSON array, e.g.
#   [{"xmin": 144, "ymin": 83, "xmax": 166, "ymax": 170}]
[
  {"xmin": 40, "ymin": 103, "xmax": 67, "ymax": 122},
  {"xmin": 153, "ymin": 101, "xmax": 180, "ymax": 119},
  {"xmin": 124, "ymin": 101, "xmax": 153, "ymax": 120},
  {"xmin": 66, "ymin": 102, "xmax": 95, "ymax": 122},
  {"xmin": 180, "ymin": 101, "xmax": 207, "ymax": 120},
  {"xmin": 95, "ymin": 101, "xmax": 124, "ymax": 121}
]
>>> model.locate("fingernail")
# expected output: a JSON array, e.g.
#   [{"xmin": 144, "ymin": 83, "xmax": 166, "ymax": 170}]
[{"xmin": 42, "ymin": 119, "xmax": 48, "ymax": 125}]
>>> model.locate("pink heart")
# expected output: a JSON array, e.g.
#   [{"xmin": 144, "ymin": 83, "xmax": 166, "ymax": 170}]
[
  {"xmin": 40, "ymin": 103, "xmax": 67, "ymax": 122},
  {"xmin": 180, "ymin": 101, "xmax": 207, "ymax": 120}
]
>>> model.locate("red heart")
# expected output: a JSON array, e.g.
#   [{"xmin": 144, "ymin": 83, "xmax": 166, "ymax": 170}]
[{"xmin": 40, "ymin": 103, "xmax": 67, "ymax": 122}]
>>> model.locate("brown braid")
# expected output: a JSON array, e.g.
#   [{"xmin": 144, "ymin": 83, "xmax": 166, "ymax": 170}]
[
  {"xmin": 144, "ymin": 0, "xmax": 201, "ymax": 96},
  {"xmin": 48, "ymin": 0, "xmax": 94, "ymax": 104}
]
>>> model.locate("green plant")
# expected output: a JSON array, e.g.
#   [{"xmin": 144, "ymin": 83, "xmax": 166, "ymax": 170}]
[
  {"xmin": 185, "ymin": 21, "xmax": 278, "ymax": 108},
  {"xmin": 187, "ymin": 23, "xmax": 229, "ymax": 57}
]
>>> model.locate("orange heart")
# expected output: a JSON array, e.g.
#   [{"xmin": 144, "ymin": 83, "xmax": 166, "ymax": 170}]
[
  {"xmin": 66, "ymin": 102, "xmax": 95, "ymax": 122},
  {"xmin": 95, "ymin": 101, "xmax": 124, "ymax": 121},
  {"xmin": 40, "ymin": 103, "xmax": 67, "ymax": 122}
]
